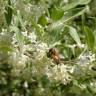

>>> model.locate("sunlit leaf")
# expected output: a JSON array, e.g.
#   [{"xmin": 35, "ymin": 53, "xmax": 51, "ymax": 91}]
[
  {"xmin": 62, "ymin": 1, "xmax": 79, "ymax": 12},
  {"xmin": 68, "ymin": 26, "xmax": 81, "ymax": 46},
  {"xmin": 78, "ymin": 0, "xmax": 91, "ymax": 5},
  {"xmin": 50, "ymin": 6, "xmax": 64, "ymax": 21},
  {"xmin": 50, "ymin": 8, "xmax": 86, "ymax": 30},
  {"xmin": 62, "ymin": 0, "xmax": 91, "ymax": 12},
  {"xmin": 38, "ymin": 15, "xmax": 49, "ymax": 26}
]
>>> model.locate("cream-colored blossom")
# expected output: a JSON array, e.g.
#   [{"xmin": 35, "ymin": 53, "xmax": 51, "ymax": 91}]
[
  {"xmin": 23, "ymin": 81, "xmax": 28, "ymax": 88},
  {"xmin": 78, "ymin": 51, "xmax": 95, "ymax": 66},
  {"xmin": 35, "ymin": 42, "xmax": 48, "ymax": 60},
  {"xmin": 46, "ymin": 64, "xmax": 72, "ymax": 85},
  {"xmin": 28, "ymin": 32, "xmax": 37, "ymax": 43}
]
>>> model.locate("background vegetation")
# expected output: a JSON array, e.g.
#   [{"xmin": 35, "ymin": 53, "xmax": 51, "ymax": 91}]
[{"xmin": 0, "ymin": 0, "xmax": 96, "ymax": 96}]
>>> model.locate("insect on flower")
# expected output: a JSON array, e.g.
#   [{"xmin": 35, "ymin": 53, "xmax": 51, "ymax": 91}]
[
  {"xmin": 48, "ymin": 48, "xmax": 60, "ymax": 64},
  {"xmin": 47, "ymin": 48, "xmax": 77, "ymax": 64}
]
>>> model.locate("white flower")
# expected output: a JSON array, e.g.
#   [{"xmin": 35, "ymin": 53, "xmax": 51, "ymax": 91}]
[
  {"xmin": 90, "ymin": 81, "xmax": 96, "ymax": 88},
  {"xmin": 21, "ymin": 31, "xmax": 28, "ymax": 37},
  {"xmin": 23, "ymin": 81, "xmax": 28, "ymax": 88},
  {"xmin": 89, "ymin": 53, "xmax": 95, "ymax": 62},
  {"xmin": 45, "ymin": 64, "xmax": 72, "ymax": 85},
  {"xmin": 35, "ymin": 42, "xmax": 48, "ymax": 60},
  {"xmin": 28, "ymin": 32, "xmax": 37, "ymax": 43},
  {"xmin": 78, "ymin": 51, "xmax": 95, "ymax": 66},
  {"xmin": 25, "ymin": 4, "xmax": 32, "ymax": 13},
  {"xmin": 10, "ymin": 51, "xmax": 28, "ymax": 69},
  {"xmin": 69, "ymin": 66, "xmax": 75, "ymax": 73},
  {"xmin": 18, "ymin": 54, "xmax": 28, "ymax": 65}
]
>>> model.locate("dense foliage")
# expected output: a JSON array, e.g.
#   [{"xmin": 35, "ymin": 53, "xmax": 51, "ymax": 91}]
[{"xmin": 0, "ymin": 0, "xmax": 96, "ymax": 96}]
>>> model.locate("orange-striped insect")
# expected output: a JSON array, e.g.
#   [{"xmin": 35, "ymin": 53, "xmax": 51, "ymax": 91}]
[
  {"xmin": 48, "ymin": 48, "xmax": 60, "ymax": 64},
  {"xmin": 47, "ymin": 48, "xmax": 76, "ymax": 64}
]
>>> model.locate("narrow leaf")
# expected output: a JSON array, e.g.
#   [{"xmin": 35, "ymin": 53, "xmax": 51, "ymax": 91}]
[
  {"xmin": 78, "ymin": 0, "xmax": 91, "ymax": 5},
  {"xmin": 62, "ymin": 0, "xmax": 91, "ymax": 12},
  {"xmin": 84, "ymin": 26, "xmax": 95, "ymax": 51},
  {"xmin": 11, "ymin": 26, "xmax": 24, "ymax": 44},
  {"xmin": 4, "ymin": 0, "xmax": 13, "ymax": 26},
  {"xmin": 68, "ymin": 26, "xmax": 81, "ymax": 46}
]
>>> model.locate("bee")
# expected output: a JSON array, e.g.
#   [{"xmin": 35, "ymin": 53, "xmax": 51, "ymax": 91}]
[
  {"xmin": 47, "ymin": 48, "xmax": 76, "ymax": 64},
  {"xmin": 47, "ymin": 48, "xmax": 60, "ymax": 64}
]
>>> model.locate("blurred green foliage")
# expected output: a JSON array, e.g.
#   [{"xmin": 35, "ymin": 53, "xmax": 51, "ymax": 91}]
[{"xmin": 0, "ymin": 0, "xmax": 96, "ymax": 96}]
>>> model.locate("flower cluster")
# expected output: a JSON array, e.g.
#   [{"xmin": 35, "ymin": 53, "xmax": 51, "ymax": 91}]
[
  {"xmin": 78, "ymin": 51, "xmax": 96, "ymax": 66},
  {"xmin": 45, "ymin": 64, "xmax": 72, "ymax": 85}
]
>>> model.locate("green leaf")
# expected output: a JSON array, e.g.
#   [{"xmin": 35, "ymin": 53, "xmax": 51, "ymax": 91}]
[
  {"xmin": 17, "ymin": 10, "xmax": 25, "ymax": 29},
  {"xmin": 11, "ymin": 26, "xmax": 24, "ymax": 44},
  {"xmin": 62, "ymin": 0, "xmax": 91, "ymax": 12},
  {"xmin": 62, "ymin": 1, "xmax": 79, "ymax": 12},
  {"xmin": 0, "ymin": 45, "xmax": 12, "ymax": 53},
  {"xmin": 38, "ymin": 15, "xmax": 49, "ymax": 26},
  {"xmin": 0, "ymin": 33, "xmax": 12, "ymax": 53},
  {"xmin": 50, "ymin": 6, "xmax": 64, "ymax": 21},
  {"xmin": 50, "ymin": 8, "xmax": 86, "ymax": 31},
  {"xmin": 41, "ymin": 75, "xmax": 50, "ymax": 88},
  {"xmin": 78, "ymin": 0, "xmax": 91, "ymax": 5},
  {"xmin": 68, "ymin": 26, "xmax": 81, "ymax": 46},
  {"xmin": 16, "ymin": 31, "xmax": 24, "ymax": 44},
  {"xmin": 31, "ymin": 18, "xmax": 44, "ymax": 38},
  {"xmin": 84, "ymin": 26, "xmax": 95, "ymax": 51},
  {"xmin": 4, "ymin": 0, "xmax": 13, "ymax": 26}
]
